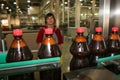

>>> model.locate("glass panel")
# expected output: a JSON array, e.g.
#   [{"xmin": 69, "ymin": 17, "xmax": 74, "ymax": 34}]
[
  {"xmin": 80, "ymin": 0, "xmax": 99, "ymax": 28},
  {"xmin": 69, "ymin": 3, "xmax": 75, "ymax": 27}
]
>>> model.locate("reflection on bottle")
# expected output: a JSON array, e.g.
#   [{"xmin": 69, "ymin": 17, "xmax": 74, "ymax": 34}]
[
  {"xmin": 89, "ymin": 27, "xmax": 107, "ymax": 67},
  {"xmin": 70, "ymin": 27, "xmax": 90, "ymax": 71},
  {"xmin": 6, "ymin": 29, "xmax": 34, "ymax": 80},
  {"xmin": 107, "ymin": 26, "xmax": 120, "ymax": 56},
  {"xmin": 38, "ymin": 28, "xmax": 61, "ymax": 80}
]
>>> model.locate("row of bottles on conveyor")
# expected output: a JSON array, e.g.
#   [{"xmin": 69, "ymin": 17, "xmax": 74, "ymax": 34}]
[
  {"xmin": 4, "ymin": 28, "xmax": 61, "ymax": 80},
  {"xmin": 2, "ymin": 26, "xmax": 120, "ymax": 80},
  {"xmin": 70, "ymin": 26, "xmax": 120, "ymax": 71}
]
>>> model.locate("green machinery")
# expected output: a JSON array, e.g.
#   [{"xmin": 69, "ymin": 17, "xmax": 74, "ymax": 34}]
[
  {"xmin": 97, "ymin": 54, "xmax": 120, "ymax": 75},
  {"xmin": 0, "ymin": 52, "xmax": 60, "ymax": 76},
  {"xmin": 0, "ymin": 52, "xmax": 120, "ymax": 78}
]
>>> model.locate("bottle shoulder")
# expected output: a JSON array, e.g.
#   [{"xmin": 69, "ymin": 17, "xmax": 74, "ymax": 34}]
[
  {"xmin": 10, "ymin": 39, "xmax": 26, "ymax": 48},
  {"xmin": 109, "ymin": 34, "xmax": 120, "ymax": 40},
  {"xmin": 42, "ymin": 37, "xmax": 56, "ymax": 45},
  {"xmin": 93, "ymin": 34, "xmax": 104, "ymax": 41},
  {"xmin": 74, "ymin": 35, "xmax": 86, "ymax": 42}
]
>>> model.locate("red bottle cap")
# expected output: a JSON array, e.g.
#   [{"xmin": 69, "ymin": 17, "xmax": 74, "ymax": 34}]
[
  {"xmin": 112, "ymin": 26, "xmax": 118, "ymax": 32},
  {"xmin": 76, "ymin": 27, "xmax": 84, "ymax": 33},
  {"xmin": 95, "ymin": 27, "xmax": 102, "ymax": 32},
  {"xmin": 45, "ymin": 28, "xmax": 53, "ymax": 34},
  {"xmin": 13, "ymin": 29, "xmax": 23, "ymax": 36}
]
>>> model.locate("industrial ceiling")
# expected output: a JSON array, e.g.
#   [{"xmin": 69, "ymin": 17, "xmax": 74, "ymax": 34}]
[{"xmin": 0, "ymin": 0, "xmax": 99, "ymax": 15}]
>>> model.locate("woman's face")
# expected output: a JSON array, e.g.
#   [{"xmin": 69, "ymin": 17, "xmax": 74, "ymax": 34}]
[{"xmin": 46, "ymin": 16, "xmax": 55, "ymax": 25}]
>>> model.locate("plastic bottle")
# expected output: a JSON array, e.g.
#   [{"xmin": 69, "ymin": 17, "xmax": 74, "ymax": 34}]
[
  {"xmin": 107, "ymin": 26, "xmax": 120, "ymax": 56},
  {"xmin": 6, "ymin": 29, "xmax": 34, "ymax": 80},
  {"xmin": 70, "ymin": 27, "xmax": 90, "ymax": 71},
  {"xmin": 38, "ymin": 28, "xmax": 62, "ymax": 80},
  {"xmin": 104, "ymin": 27, "xmax": 120, "ymax": 74},
  {"xmin": 89, "ymin": 27, "xmax": 107, "ymax": 66}
]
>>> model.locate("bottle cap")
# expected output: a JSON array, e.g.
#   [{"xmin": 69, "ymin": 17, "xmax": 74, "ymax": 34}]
[
  {"xmin": 76, "ymin": 27, "xmax": 84, "ymax": 33},
  {"xmin": 45, "ymin": 28, "xmax": 53, "ymax": 34},
  {"xmin": 13, "ymin": 29, "xmax": 23, "ymax": 36},
  {"xmin": 95, "ymin": 27, "xmax": 102, "ymax": 32},
  {"xmin": 112, "ymin": 26, "xmax": 118, "ymax": 32}
]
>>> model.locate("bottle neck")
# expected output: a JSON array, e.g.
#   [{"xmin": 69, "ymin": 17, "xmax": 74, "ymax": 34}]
[
  {"xmin": 77, "ymin": 33, "xmax": 84, "ymax": 36},
  {"xmin": 14, "ymin": 36, "xmax": 22, "ymax": 39},
  {"xmin": 112, "ymin": 31, "xmax": 118, "ymax": 34},
  {"xmin": 93, "ymin": 32, "xmax": 104, "ymax": 41},
  {"xmin": 95, "ymin": 32, "xmax": 102, "ymax": 35},
  {"xmin": 45, "ymin": 34, "xmax": 53, "ymax": 37},
  {"xmin": 43, "ymin": 34, "xmax": 56, "ymax": 45}
]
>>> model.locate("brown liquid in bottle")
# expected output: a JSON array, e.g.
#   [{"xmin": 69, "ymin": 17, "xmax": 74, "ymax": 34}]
[
  {"xmin": 107, "ymin": 27, "xmax": 120, "ymax": 56},
  {"xmin": 6, "ymin": 29, "xmax": 34, "ymax": 80},
  {"xmin": 89, "ymin": 27, "xmax": 107, "ymax": 66},
  {"xmin": 38, "ymin": 28, "xmax": 61, "ymax": 80},
  {"xmin": 70, "ymin": 27, "xmax": 90, "ymax": 71},
  {"xmin": 104, "ymin": 27, "xmax": 120, "ymax": 74}
]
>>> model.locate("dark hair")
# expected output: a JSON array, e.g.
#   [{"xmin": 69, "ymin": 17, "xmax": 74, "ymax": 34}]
[{"xmin": 45, "ymin": 13, "xmax": 56, "ymax": 24}]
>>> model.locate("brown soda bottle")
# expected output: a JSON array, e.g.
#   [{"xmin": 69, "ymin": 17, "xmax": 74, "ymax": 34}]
[
  {"xmin": 70, "ymin": 27, "xmax": 90, "ymax": 71},
  {"xmin": 38, "ymin": 28, "xmax": 62, "ymax": 80},
  {"xmin": 105, "ymin": 27, "xmax": 120, "ymax": 74},
  {"xmin": 107, "ymin": 26, "xmax": 120, "ymax": 56},
  {"xmin": 89, "ymin": 27, "xmax": 107, "ymax": 66},
  {"xmin": 6, "ymin": 29, "xmax": 34, "ymax": 80}
]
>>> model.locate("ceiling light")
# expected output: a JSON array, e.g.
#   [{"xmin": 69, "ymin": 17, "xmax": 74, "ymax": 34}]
[
  {"xmin": 95, "ymin": 13, "xmax": 98, "ymax": 15},
  {"xmin": 46, "ymin": 1, "xmax": 50, "ymax": 4},
  {"xmin": 81, "ymin": 14, "xmax": 83, "ymax": 16},
  {"xmin": 18, "ymin": 8, "xmax": 20, "ymax": 11},
  {"xmin": 6, "ymin": 7, "xmax": 9, "ymax": 9},
  {"xmin": 88, "ymin": 7, "xmax": 91, "ymax": 9},
  {"xmin": 61, "ymin": 3, "xmax": 63, "ymax": 6},
  {"xmin": 27, "ymin": 0, "xmax": 31, "ymax": 3},
  {"xmin": 1, "ymin": 3, "xmax": 4, "ymax": 6},
  {"xmin": 1, "ymin": 3, "xmax": 4, "ymax": 7},
  {"xmin": 81, "ymin": 3, "xmax": 83, "ymax": 6},
  {"xmin": 17, "ymin": 6, "xmax": 19, "ymax": 9},
  {"xmin": 64, "ymin": 2, "xmax": 68, "ymax": 5},
  {"xmin": 1, "ymin": 3, "xmax": 4, "ymax": 9},
  {"xmin": 9, "ymin": 9, "xmax": 11, "ymax": 12},
  {"xmin": 20, "ymin": 11, "xmax": 23, "ymax": 14},
  {"xmin": 14, "ymin": 2, "xmax": 16, "ymax": 5}
]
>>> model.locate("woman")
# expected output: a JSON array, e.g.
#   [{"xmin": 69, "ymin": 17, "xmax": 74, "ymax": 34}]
[
  {"xmin": 36, "ymin": 13, "xmax": 63, "ymax": 45},
  {"xmin": 36, "ymin": 13, "xmax": 63, "ymax": 80}
]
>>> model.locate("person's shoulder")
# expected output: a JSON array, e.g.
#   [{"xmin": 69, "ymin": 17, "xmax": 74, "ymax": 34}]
[
  {"xmin": 54, "ymin": 28, "xmax": 62, "ymax": 35},
  {"xmin": 55, "ymin": 27, "xmax": 60, "ymax": 31},
  {"xmin": 38, "ymin": 27, "xmax": 45, "ymax": 32},
  {"xmin": 54, "ymin": 28, "xmax": 61, "ymax": 32},
  {"xmin": 40, "ymin": 26, "xmax": 47, "ymax": 30}
]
